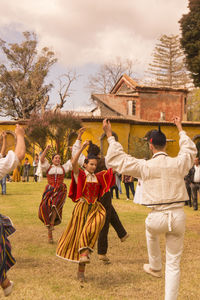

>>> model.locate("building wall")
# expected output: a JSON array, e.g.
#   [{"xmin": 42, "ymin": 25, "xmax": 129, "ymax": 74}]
[
  {"xmin": 1, "ymin": 120, "xmax": 199, "ymax": 162},
  {"xmin": 139, "ymin": 90, "xmax": 187, "ymax": 122}
]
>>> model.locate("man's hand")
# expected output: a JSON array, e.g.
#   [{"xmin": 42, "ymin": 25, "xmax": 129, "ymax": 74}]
[
  {"xmin": 173, "ymin": 116, "xmax": 182, "ymax": 132},
  {"xmin": 103, "ymin": 119, "xmax": 112, "ymax": 138},
  {"xmin": 15, "ymin": 124, "xmax": 25, "ymax": 136}
]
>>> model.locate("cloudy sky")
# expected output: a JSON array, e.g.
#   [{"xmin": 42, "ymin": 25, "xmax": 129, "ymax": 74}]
[{"xmin": 0, "ymin": 0, "xmax": 189, "ymax": 111}]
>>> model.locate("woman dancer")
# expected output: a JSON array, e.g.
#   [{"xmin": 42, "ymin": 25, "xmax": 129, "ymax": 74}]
[
  {"xmin": 56, "ymin": 140, "xmax": 115, "ymax": 282},
  {"xmin": 38, "ymin": 145, "xmax": 72, "ymax": 243}
]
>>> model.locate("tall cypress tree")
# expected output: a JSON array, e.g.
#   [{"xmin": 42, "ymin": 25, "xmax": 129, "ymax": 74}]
[
  {"xmin": 179, "ymin": 0, "xmax": 200, "ymax": 87},
  {"xmin": 148, "ymin": 34, "xmax": 191, "ymax": 88}
]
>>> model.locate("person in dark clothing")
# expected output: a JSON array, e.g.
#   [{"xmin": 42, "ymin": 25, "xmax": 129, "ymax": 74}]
[
  {"xmin": 89, "ymin": 144, "xmax": 129, "ymax": 264},
  {"xmin": 186, "ymin": 157, "xmax": 200, "ymax": 210},
  {"xmin": 122, "ymin": 175, "xmax": 135, "ymax": 201}
]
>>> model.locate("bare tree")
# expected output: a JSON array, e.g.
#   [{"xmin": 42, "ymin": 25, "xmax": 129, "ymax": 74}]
[
  {"xmin": 53, "ymin": 71, "xmax": 79, "ymax": 112},
  {"xmin": 87, "ymin": 57, "xmax": 136, "ymax": 94}
]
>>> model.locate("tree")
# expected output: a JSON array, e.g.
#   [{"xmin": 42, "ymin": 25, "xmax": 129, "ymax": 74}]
[
  {"xmin": 179, "ymin": 0, "xmax": 200, "ymax": 87},
  {"xmin": 147, "ymin": 34, "xmax": 192, "ymax": 88},
  {"xmin": 25, "ymin": 111, "xmax": 82, "ymax": 164},
  {"xmin": 187, "ymin": 88, "xmax": 200, "ymax": 121},
  {"xmin": 53, "ymin": 71, "xmax": 79, "ymax": 113},
  {"xmin": 0, "ymin": 31, "xmax": 57, "ymax": 119},
  {"xmin": 87, "ymin": 57, "xmax": 136, "ymax": 94}
]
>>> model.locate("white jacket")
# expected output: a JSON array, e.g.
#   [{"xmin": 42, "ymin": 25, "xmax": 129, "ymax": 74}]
[{"xmin": 106, "ymin": 130, "xmax": 197, "ymax": 208}]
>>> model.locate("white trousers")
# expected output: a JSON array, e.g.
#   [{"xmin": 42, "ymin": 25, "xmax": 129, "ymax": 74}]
[{"xmin": 145, "ymin": 208, "xmax": 185, "ymax": 300}]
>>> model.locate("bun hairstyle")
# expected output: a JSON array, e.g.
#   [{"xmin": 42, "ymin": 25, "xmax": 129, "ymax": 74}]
[
  {"xmin": 84, "ymin": 141, "xmax": 100, "ymax": 164},
  {"xmin": 87, "ymin": 141, "xmax": 100, "ymax": 156}
]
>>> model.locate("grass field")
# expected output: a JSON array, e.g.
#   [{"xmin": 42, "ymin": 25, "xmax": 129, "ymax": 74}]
[{"xmin": 1, "ymin": 179, "xmax": 200, "ymax": 300}]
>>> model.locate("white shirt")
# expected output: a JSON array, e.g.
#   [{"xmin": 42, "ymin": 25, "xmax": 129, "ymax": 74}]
[
  {"xmin": 193, "ymin": 165, "xmax": 200, "ymax": 183},
  {"xmin": 74, "ymin": 169, "xmax": 97, "ymax": 184},
  {"xmin": 41, "ymin": 159, "xmax": 72, "ymax": 174},
  {"xmin": 106, "ymin": 131, "xmax": 197, "ymax": 211},
  {"xmin": 0, "ymin": 151, "xmax": 19, "ymax": 180}
]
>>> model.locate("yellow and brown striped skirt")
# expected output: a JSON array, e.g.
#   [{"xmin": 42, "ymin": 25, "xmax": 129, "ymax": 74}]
[{"xmin": 56, "ymin": 200, "xmax": 106, "ymax": 263}]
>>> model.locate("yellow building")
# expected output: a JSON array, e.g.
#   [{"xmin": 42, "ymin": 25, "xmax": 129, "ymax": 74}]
[{"xmin": 1, "ymin": 118, "xmax": 200, "ymax": 163}]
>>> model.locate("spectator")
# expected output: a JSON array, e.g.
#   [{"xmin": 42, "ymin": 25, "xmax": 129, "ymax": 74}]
[
  {"xmin": 22, "ymin": 158, "xmax": 30, "ymax": 182},
  {"xmin": 33, "ymin": 153, "xmax": 39, "ymax": 182},
  {"xmin": 122, "ymin": 175, "xmax": 135, "ymax": 200}
]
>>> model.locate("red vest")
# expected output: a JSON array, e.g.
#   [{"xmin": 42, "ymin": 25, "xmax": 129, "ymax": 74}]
[
  {"xmin": 68, "ymin": 168, "xmax": 115, "ymax": 204},
  {"xmin": 47, "ymin": 165, "xmax": 65, "ymax": 188}
]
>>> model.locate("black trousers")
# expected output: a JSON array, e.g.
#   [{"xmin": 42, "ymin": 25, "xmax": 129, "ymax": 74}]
[
  {"xmin": 97, "ymin": 191, "xmax": 127, "ymax": 255},
  {"xmin": 124, "ymin": 182, "xmax": 135, "ymax": 199},
  {"xmin": 110, "ymin": 185, "xmax": 119, "ymax": 199}
]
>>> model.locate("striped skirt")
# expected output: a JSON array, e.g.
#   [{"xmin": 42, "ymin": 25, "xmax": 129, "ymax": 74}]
[
  {"xmin": 0, "ymin": 214, "xmax": 16, "ymax": 284},
  {"xmin": 38, "ymin": 183, "xmax": 67, "ymax": 226},
  {"xmin": 56, "ymin": 200, "xmax": 106, "ymax": 263}
]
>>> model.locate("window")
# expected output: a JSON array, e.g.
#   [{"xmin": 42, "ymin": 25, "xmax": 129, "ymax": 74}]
[{"xmin": 128, "ymin": 100, "xmax": 136, "ymax": 115}]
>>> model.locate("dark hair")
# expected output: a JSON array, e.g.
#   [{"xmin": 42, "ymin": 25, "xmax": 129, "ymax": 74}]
[
  {"xmin": 84, "ymin": 154, "xmax": 99, "ymax": 165},
  {"xmin": 87, "ymin": 141, "xmax": 100, "ymax": 156},
  {"xmin": 149, "ymin": 126, "xmax": 166, "ymax": 148},
  {"xmin": 52, "ymin": 153, "xmax": 60, "ymax": 160}
]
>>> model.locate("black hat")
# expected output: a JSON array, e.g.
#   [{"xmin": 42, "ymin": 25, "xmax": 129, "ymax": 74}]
[{"xmin": 149, "ymin": 126, "xmax": 166, "ymax": 147}]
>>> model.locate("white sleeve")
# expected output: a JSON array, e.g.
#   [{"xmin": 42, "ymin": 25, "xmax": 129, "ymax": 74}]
[
  {"xmin": 72, "ymin": 139, "xmax": 85, "ymax": 166},
  {"xmin": 105, "ymin": 136, "xmax": 144, "ymax": 178},
  {"xmin": 0, "ymin": 151, "xmax": 19, "ymax": 179},
  {"xmin": 62, "ymin": 160, "xmax": 72, "ymax": 173},
  {"xmin": 177, "ymin": 130, "xmax": 197, "ymax": 176},
  {"xmin": 40, "ymin": 159, "xmax": 50, "ymax": 172}
]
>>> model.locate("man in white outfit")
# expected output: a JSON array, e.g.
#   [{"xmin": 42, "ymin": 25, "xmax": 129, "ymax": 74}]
[{"xmin": 102, "ymin": 117, "xmax": 197, "ymax": 300}]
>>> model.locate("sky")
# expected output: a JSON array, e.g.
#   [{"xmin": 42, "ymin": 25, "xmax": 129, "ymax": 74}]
[{"xmin": 0, "ymin": 0, "xmax": 189, "ymax": 112}]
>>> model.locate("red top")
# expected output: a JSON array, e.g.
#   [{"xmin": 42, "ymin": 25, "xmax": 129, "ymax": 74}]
[
  {"xmin": 46, "ymin": 165, "xmax": 65, "ymax": 188},
  {"xmin": 68, "ymin": 168, "xmax": 115, "ymax": 204}
]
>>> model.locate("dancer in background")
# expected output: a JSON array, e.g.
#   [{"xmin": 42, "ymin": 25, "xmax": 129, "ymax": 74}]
[
  {"xmin": 38, "ymin": 138, "xmax": 84, "ymax": 243},
  {"xmin": 38, "ymin": 145, "xmax": 71, "ymax": 243},
  {"xmin": 0, "ymin": 125, "xmax": 25, "ymax": 297},
  {"xmin": 56, "ymin": 140, "xmax": 115, "ymax": 282}
]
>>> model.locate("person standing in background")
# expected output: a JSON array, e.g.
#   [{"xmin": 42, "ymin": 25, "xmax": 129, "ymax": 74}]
[
  {"xmin": 122, "ymin": 174, "xmax": 135, "ymax": 201},
  {"xmin": 22, "ymin": 157, "xmax": 30, "ymax": 182},
  {"xmin": 33, "ymin": 153, "xmax": 39, "ymax": 182}
]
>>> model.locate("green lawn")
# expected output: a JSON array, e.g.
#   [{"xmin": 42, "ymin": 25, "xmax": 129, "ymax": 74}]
[{"xmin": 0, "ymin": 179, "xmax": 199, "ymax": 300}]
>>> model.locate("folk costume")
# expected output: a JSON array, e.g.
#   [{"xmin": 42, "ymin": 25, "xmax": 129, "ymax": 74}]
[
  {"xmin": 0, "ymin": 151, "xmax": 19, "ymax": 286},
  {"xmin": 56, "ymin": 167, "xmax": 115, "ymax": 263},
  {"xmin": 71, "ymin": 140, "xmax": 128, "ymax": 261},
  {"xmin": 105, "ymin": 127, "xmax": 197, "ymax": 300},
  {"xmin": 38, "ymin": 159, "xmax": 72, "ymax": 228}
]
